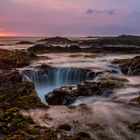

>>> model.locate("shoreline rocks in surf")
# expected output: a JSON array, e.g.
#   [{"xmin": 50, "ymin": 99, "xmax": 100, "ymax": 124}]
[
  {"xmin": 27, "ymin": 43, "xmax": 140, "ymax": 55},
  {"xmin": 27, "ymin": 44, "xmax": 82, "ymax": 53},
  {"xmin": 113, "ymin": 56, "xmax": 140, "ymax": 75},
  {"xmin": 27, "ymin": 35, "xmax": 140, "ymax": 54},
  {"xmin": 36, "ymin": 36, "xmax": 77, "ymax": 44},
  {"xmin": 45, "ymin": 77, "xmax": 127, "ymax": 105},
  {"xmin": 80, "ymin": 35, "xmax": 140, "ymax": 46}
]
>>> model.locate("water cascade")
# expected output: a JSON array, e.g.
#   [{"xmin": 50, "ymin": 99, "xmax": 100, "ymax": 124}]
[{"xmin": 22, "ymin": 66, "xmax": 96, "ymax": 104}]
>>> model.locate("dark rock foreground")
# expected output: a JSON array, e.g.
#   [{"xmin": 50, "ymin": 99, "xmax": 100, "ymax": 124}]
[
  {"xmin": 46, "ymin": 78, "xmax": 127, "ymax": 105},
  {"xmin": 0, "ymin": 48, "xmax": 93, "ymax": 140}
]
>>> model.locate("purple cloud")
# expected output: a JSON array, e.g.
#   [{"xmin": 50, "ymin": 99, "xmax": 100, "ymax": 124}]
[
  {"xmin": 86, "ymin": 9, "xmax": 115, "ymax": 15},
  {"xmin": 0, "ymin": 0, "xmax": 140, "ymax": 36}
]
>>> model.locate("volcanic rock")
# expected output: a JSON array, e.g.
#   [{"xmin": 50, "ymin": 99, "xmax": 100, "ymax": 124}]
[
  {"xmin": 45, "ymin": 78, "xmax": 125, "ymax": 105},
  {"xmin": 0, "ymin": 70, "xmax": 45, "ymax": 110},
  {"xmin": 0, "ymin": 49, "xmax": 37, "ymax": 70},
  {"xmin": 16, "ymin": 41, "xmax": 34, "ymax": 45},
  {"xmin": 113, "ymin": 56, "xmax": 140, "ymax": 75},
  {"xmin": 36, "ymin": 36, "xmax": 76, "ymax": 44}
]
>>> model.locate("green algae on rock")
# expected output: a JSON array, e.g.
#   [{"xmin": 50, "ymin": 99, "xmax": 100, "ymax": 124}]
[
  {"xmin": 0, "ymin": 81, "xmax": 45, "ymax": 110},
  {"xmin": 0, "ymin": 107, "xmax": 58, "ymax": 140},
  {"xmin": 0, "ymin": 49, "xmax": 37, "ymax": 70}
]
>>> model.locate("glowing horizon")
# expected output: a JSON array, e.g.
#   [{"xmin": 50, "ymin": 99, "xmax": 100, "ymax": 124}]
[{"xmin": 0, "ymin": 0, "xmax": 140, "ymax": 36}]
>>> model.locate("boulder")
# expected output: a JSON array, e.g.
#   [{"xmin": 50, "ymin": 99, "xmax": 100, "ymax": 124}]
[
  {"xmin": 45, "ymin": 78, "xmax": 125, "ymax": 105},
  {"xmin": 46, "ymin": 85, "xmax": 78, "ymax": 105}
]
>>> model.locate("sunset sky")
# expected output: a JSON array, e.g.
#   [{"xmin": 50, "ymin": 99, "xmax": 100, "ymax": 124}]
[{"xmin": 0, "ymin": 0, "xmax": 140, "ymax": 36}]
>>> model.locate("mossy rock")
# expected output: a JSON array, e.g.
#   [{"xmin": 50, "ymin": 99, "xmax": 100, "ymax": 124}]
[
  {"xmin": 0, "ymin": 107, "xmax": 58, "ymax": 140},
  {"xmin": 0, "ymin": 79, "xmax": 45, "ymax": 110},
  {"xmin": 0, "ymin": 49, "xmax": 37, "ymax": 70}
]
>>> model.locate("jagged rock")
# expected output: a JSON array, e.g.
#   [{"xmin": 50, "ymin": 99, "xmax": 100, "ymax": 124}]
[
  {"xmin": 0, "ymin": 49, "xmax": 37, "ymax": 70},
  {"xmin": 113, "ymin": 56, "xmax": 140, "ymax": 75},
  {"xmin": 45, "ymin": 78, "xmax": 125, "ymax": 105},
  {"xmin": 46, "ymin": 85, "xmax": 78, "ymax": 105}
]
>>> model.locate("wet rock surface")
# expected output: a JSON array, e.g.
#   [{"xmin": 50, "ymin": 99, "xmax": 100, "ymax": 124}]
[
  {"xmin": 1, "ymin": 35, "xmax": 140, "ymax": 139},
  {"xmin": 0, "ymin": 50, "xmax": 56, "ymax": 139},
  {"xmin": 0, "ymin": 107, "xmax": 58, "ymax": 140},
  {"xmin": 46, "ymin": 85, "xmax": 78, "ymax": 105},
  {"xmin": 0, "ymin": 49, "xmax": 97, "ymax": 139},
  {"xmin": 113, "ymin": 56, "xmax": 140, "ymax": 75},
  {"xmin": 45, "ymin": 78, "xmax": 126, "ymax": 105},
  {"xmin": 27, "ymin": 41, "xmax": 140, "ymax": 55},
  {"xmin": 0, "ymin": 49, "xmax": 37, "ymax": 70},
  {"xmin": 27, "ymin": 44, "xmax": 82, "ymax": 53},
  {"xmin": 0, "ymin": 70, "xmax": 58, "ymax": 140},
  {"xmin": 80, "ymin": 35, "xmax": 140, "ymax": 46}
]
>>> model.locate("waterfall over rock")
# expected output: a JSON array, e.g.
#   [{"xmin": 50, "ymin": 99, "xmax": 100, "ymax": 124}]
[{"xmin": 22, "ymin": 66, "xmax": 96, "ymax": 104}]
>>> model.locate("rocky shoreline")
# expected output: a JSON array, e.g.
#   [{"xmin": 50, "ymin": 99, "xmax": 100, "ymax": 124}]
[
  {"xmin": 113, "ymin": 56, "xmax": 140, "ymax": 75},
  {"xmin": 26, "ymin": 36, "xmax": 140, "ymax": 54},
  {"xmin": 0, "ymin": 35, "xmax": 140, "ymax": 140},
  {"xmin": 0, "ymin": 49, "xmax": 95, "ymax": 139},
  {"xmin": 45, "ymin": 77, "xmax": 128, "ymax": 105}
]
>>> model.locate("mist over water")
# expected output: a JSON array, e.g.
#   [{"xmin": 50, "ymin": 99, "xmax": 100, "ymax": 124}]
[
  {"xmin": 1, "ymin": 38, "xmax": 140, "ymax": 139},
  {"xmin": 21, "ymin": 52, "xmax": 140, "ymax": 139},
  {"xmin": 22, "ymin": 53, "xmax": 140, "ymax": 104}
]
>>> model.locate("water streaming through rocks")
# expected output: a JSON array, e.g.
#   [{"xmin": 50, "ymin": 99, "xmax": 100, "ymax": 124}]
[{"xmin": 21, "ymin": 53, "xmax": 140, "ymax": 140}]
